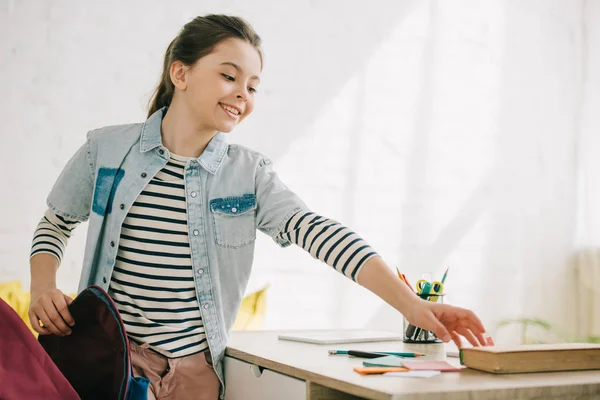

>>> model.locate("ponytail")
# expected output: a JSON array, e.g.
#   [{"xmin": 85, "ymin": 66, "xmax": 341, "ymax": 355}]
[{"xmin": 147, "ymin": 39, "xmax": 177, "ymax": 118}]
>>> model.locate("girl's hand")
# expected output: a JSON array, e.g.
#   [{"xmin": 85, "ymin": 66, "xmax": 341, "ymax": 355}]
[
  {"xmin": 404, "ymin": 300, "xmax": 487, "ymax": 348},
  {"xmin": 28, "ymin": 287, "xmax": 75, "ymax": 336}
]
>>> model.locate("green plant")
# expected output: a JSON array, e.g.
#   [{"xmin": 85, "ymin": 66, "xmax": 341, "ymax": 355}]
[
  {"xmin": 496, "ymin": 318, "xmax": 554, "ymax": 344},
  {"xmin": 496, "ymin": 317, "xmax": 600, "ymax": 344},
  {"xmin": 573, "ymin": 336, "xmax": 600, "ymax": 343}
]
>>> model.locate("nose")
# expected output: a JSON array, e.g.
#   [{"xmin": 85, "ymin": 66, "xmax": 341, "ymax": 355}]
[{"xmin": 236, "ymin": 84, "xmax": 250, "ymax": 102}]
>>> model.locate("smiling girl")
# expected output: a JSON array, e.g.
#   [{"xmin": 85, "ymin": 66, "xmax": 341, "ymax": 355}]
[{"xmin": 28, "ymin": 14, "xmax": 487, "ymax": 400}]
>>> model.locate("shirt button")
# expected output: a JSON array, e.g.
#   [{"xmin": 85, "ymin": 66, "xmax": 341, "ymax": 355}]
[
  {"xmin": 203, "ymin": 304, "xmax": 209, "ymax": 309},
  {"xmin": 110, "ymin": 241, "xmax": 115, "ymax": 247},
  {"xmin": 193, "ymin": 230, "xmax": 199, "ymax": 236},
  {"xmin": 141, "ymin": 172, "xmax": 147, "ymax": 178},
  {"xmin": 231, "ymin": 207, "xmax": 237, "ymax": 213},
  {"xmin": 190, "ymin": 191, "xmax": 197, "ymax": 198},
  {"xmin": 159, "ymin": 149, "xmax": 165, "ymax": 155},
  {"xmin": 102, "ymin": 277, "xmax": 107, "ymax": 284},
  {"xmin": 198, "ymin": 269, "xmax": 204, "ymax": 275},
  {"xmin": 119, "ymin": 204, "xmax": 125, "ymax": 210}
]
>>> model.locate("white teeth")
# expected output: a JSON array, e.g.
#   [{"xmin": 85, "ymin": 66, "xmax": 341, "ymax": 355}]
[{"xmin": 222, "ymin": 104, "xmax": 240, "ymax": 115}]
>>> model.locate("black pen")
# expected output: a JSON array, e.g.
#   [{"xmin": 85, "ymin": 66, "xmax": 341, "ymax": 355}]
[{"xmin": 328, "ymin": 350, "xmax": 424, "ymax": 358}]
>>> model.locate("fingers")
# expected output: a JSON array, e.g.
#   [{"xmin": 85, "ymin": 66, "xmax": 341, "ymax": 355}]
[
  {"xmin": 426, "ymin": 302, "xmax": 489, "ymax": 347},
  {"xmin": 29, "ymin": 292, "xmax": 73, "ymax": 336},
  {"xmin": 446, "ymin": 308, "xmax": 487, "ymax": 346},
  {"xmin": 42, "ymin": 296, "xmax": 72, "ymax": 335},
  {"xmin": 460, "ymin": 311, "xmax": 487, "ymax": 345},
  {"xmin": 36, "ymin": 307, "xmax": 65, "ymax": 336},
  {"xmin": 28, "ymin": 308, "xmax": 50, "ymax": 335},
  {"xmin": 447, "ymin": 313, "xmax": 487, "ymax": 348},
  {"xmin": 450, "ymin": 331, "xmax": 463, "ymax": 349},
  {"xmin": 465, "ymin": 309, "xmax": 486, "ymax": 335},
  {"xmin": 57, "ymin": 294, "xmax": 75, "ymax": 327},
  {"xmin": 455, "ymin": 326, "xmax": 480, "ymax": 347},
  {"xmin": 474, "ymin": 330, "xmax": 487, "ymax": 346}
]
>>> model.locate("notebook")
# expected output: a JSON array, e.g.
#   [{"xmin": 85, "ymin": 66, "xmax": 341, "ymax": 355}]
[
  {"xmin": 460, "ymin": 343, "xmax": 600, "ymax": 374},
  {"xmin": 353, "ymin": 367, "xmax": 409, "ymax": 375},
  {"xmin": 363, "ymin": 355, "xmax": 406, "ymax": 367},
  {"xmin": 401, "ymin": 361, "xmax": 462, "ymax": 372},
  {"xmin": 277, "ymin": 330, "xmax": 402, "ymax": 345}
]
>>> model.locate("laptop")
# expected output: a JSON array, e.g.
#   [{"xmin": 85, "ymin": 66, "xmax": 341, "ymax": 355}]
[{"xmin": 278, "ymin": 330, "xmax": 403, "ymax": 345}]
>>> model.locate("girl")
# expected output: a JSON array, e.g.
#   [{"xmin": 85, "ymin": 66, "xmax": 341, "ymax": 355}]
[{"xmin": 28, "ymin": 14, "xmax": 487, "ymax": 400}]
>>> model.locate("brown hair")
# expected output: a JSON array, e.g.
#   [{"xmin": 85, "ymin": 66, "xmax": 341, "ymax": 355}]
[{"xmin": 147, "ymin": 15, "xmax": 262, "ymax": 118}]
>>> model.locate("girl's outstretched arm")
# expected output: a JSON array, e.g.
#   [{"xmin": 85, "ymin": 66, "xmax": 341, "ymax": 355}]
[{"xmin": 357, "ymin": 256, "xmax": 487, "ymax": 348}]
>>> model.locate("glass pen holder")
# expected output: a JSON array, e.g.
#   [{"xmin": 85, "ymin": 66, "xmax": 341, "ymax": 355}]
[{"xmin": 403, "ymin": 293, "xmax": 445, "ymax": 343}]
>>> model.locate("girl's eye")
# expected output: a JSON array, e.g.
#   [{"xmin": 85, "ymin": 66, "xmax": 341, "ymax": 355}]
[
  {"xmin": 248, "ymin": 87, "xmax": 257, "ymax": 94},
  {"xmin": 222, "ymin": 74, "xmax": 235, "ymax": 81}
]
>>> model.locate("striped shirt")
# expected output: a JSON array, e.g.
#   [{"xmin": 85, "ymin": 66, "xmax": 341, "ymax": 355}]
[
  {"xmin": 31, "ymin": 155, "xmax": 378, "ymax": 357},
  {"xmin": 31, "ymin": 210, "xmax": 79, "ymax": 262},
  {"xmin": 275, "ymin": 211, "xmax": 377, "ymax": 281},
  {"xmin": 110, "ymin": 155, "xmax": 205, "ymax": 357}
]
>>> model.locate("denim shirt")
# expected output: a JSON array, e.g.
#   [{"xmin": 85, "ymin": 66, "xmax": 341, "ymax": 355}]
[{"xmin": 46, "ymin": 107, "xmax": 306, "ymax": 395}]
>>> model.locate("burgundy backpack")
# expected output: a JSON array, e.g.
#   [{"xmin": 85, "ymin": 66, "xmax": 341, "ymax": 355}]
[
  {"xmin": 0, "ymin": 297, "xmax": 79, "ymax": 400},
  {"xmin": 38, "ymin": 285, "xmax": 149, "ymax": 399}
]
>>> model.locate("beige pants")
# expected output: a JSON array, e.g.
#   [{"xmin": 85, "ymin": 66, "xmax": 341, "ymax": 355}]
[{"xmin": 129, "ymin": 340, "xmax": 220, "ymax": 400}]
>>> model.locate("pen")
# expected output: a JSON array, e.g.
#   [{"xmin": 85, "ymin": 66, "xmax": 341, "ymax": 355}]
[
  {"xmin": 396, "ymin": 268, "xmax": 417, "ymax": 294},
  {"xmin": 328, "ymin": 350, "xmax": 425, "ymax": 358},
  {"xmin": 395, "ymin": 267, "xmax": 405, "ymax": 282}
]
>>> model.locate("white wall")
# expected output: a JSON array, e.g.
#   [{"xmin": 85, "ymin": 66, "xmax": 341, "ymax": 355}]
[
  {"xmin": 0, "ymin": 0, "xmax": 421, "ymax": 326},
  {"xmin": 2, "ymin": 0, "xmax": 598, "ymax": 340}
]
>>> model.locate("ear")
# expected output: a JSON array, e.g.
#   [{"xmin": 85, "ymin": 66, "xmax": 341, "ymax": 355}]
[{"xmin": 170, "ymin": 60, "xmax": 189, "ymax": 91}]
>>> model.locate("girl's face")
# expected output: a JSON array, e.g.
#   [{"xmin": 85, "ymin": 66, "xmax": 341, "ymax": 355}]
[{"xmin": 178, "ymin": 38, "xmax": 262, "ymax": 133}]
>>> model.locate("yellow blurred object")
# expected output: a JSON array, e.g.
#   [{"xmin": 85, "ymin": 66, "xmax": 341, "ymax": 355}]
[
  {"xmin": 232, "ymin": 284, "xmax": 269, "ymax": 331},
  {"xmin": 0, "ymin": 280, "xmax": 36, "ymax": 337},
  {"xmin": 1, "ymin": 280, "xmax": 268, "ymax": 337}
]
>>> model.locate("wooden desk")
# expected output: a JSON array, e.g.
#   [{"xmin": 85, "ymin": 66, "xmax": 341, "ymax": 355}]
[{"xmin": 224, "ymin": 330, "xmax": 600, "ymax": 400}]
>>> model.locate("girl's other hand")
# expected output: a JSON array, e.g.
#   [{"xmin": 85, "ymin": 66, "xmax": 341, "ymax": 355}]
[{"xmin": 28, "ymin": 287, "xmax": 75, "ymax": 336}]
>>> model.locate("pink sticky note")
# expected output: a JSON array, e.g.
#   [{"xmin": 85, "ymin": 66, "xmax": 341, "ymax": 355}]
[{"xmin": 401, "ymin": 361, "xmax": 463, "ymax": 372}]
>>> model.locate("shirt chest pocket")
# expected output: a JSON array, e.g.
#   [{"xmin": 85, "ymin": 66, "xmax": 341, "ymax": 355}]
[{"xmin": 209, "ymin": 194, "xmax": 257, "ymax": 248}]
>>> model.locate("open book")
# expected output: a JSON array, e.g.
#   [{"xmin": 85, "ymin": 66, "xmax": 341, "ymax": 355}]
[{"xmin": 460, "ymin": 343, "xmax": 600, "ymax": 373}]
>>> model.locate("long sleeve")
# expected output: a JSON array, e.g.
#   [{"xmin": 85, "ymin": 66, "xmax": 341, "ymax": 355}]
[
  {"xmin": 277, "ymin": 210, "xmax": 378, "ymax": 282},
  {"xmin": 30, "ymin": 209, "xmax": 81, "ymax": 264}
]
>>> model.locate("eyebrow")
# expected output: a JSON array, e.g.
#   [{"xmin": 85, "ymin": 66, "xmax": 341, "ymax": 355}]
[{"xmin": 219, "ymin": 61, "xmax": 260, "ymax": 82}]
